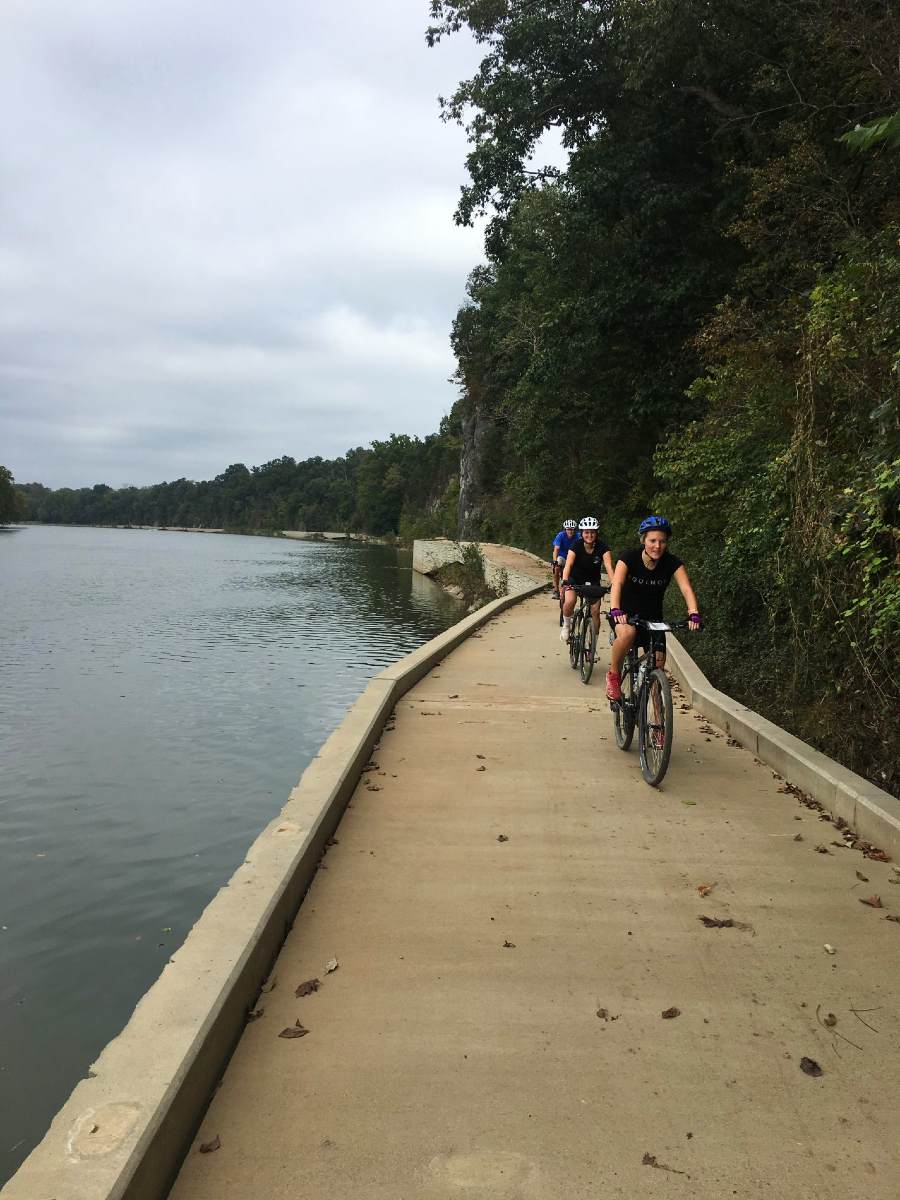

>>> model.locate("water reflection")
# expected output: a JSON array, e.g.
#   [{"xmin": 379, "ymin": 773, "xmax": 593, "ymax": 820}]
[{"xmin": 0, "ymin": 526, "xmax": 459, "ymax": 1185}]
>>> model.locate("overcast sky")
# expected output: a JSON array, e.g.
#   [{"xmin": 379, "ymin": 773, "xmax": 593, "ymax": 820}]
[{"xmin": 0, "ymin": 0, "xmax": 492, "ymax": 488}]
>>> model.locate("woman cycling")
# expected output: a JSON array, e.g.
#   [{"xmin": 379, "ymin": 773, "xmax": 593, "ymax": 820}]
[
  {"xmin": 606, "ymin": 516, "xmax": 701, "ymax": 699},
  {"xmin": 560, "ymin": 517, "xmax": 614, "ymax": 644},
  {"xmin": 550, "ymin": 519, "xmax": 579, "ymax": 598}
]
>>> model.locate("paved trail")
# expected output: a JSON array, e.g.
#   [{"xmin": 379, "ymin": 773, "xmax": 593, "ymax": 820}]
[{"xmin": 171, "ymin": 594, "xmax": 900, "ymax": 1200}]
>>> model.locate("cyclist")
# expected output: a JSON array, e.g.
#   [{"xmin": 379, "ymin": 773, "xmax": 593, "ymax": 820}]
[
  {"xmin": 606, "ymin": 516, "xmax": 701, "ymax": 699},
  {"xmin": 560, "ymin": 517, "xmax": 614, "ymax": 643},
  {"xmin": 550, "ymin": 519, "xmax": 579, "ymax": 598}
]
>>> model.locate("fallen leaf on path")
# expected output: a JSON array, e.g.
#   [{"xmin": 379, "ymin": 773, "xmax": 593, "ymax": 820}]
[
  {"xmin": 859, "ymin": 895, "xmax": 883, "ymax": 908},
  {"xmin": 885, "ymin": 914, "xmax": 900, "ymax": 924},
  {"xmin": 366, "ymin": 784, "xmax": 382, "ymax": 792},
  {"xmin": 681, "ymin": 800, "xmax": 697, "ymax": 806},
  {"xmin": 823, "ymin": 943, "xmax": 836, "ymax": 955},
  {"xmin": 448, "ymin": 693, "xmax": 459, "ymax": 699},
  {"xmin": 497, "ymin": 834, "xmax": 509, "ymax": 843},
  {"xmin": 823, "ymin": 1013, "xmax": 837, "ymax": 1027},
  {"xmin": 502, "ymin": 940, "xmax": 516, "ymax": 949},
  {"xmin": 699, "ymin": 916, "xmax": 734, "ymax": 928},
  {"xmin": 865, "ymin": 849, "xmax": 891, "ymax": 862},
  {"xmin": 596, "ymin": 1007, "xmax": 619, "ymax": 1021},
  {"xmin": 325, "ymin": 958, "xmax": 339, "ymax": 973},
  {"xmin": 278, "ymin": 1023, "xmax": 309, "ymax": 1039},
  {"xmin": 814, "ymin": 845, "xmax": 831, "ymax": 854},
  {"xmin": 661, "ymin": 1006, "xmax": 681, "ymax": 1019},
  {"xmin": 199, "ymin": 1135, "xmax": 221, "ymax": 1154},
  {"xmin": 856, "ymin": 871, "xmax": 869, "ymax": 882},
  {"xmin": 475, "ymin": 753, "xmax": 486, "ymax": 759},
  {"xmin": 800, "ymin": 1057, "xmax": 823, "ymax": 1077},
  {"xmin": 295, "ymin": 979, "xmax": 320, "ymax": 998},
  {"xmin": 476, "ymin": 765, "xmax": 486, "ymax": 772},
  {"xmin": 245, "ymin": 1008, "xmax": 264, "ymax": 1022},
  {"xmin": 642, "ymin": 1152, "xmax": 687, "ymax": 1176},
  {"xmin": 793, "ymin": 833, "xmax": 804, "ymax": 841},
  {"xmin": 260, "ymin": 975, "xmax": 277, "ymax": 993},
  {"xmin": 697, "ymin": 883, "xmax": 715, "ymax": 897}
]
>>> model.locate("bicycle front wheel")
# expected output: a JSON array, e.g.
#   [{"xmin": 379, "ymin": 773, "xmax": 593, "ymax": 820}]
[
  {"xmin": 569, "ymin": 611, "xmax": 582, "ymax": 669},
  {"xmin": 613, "ymin": 663, "xmax": 635, "ymax": 750},
  {"xmin": 638, "ymin": 668, "xmax": 674, "ymax": 786},
  {"xmin": 580, "ymin": 617, "xmax": 596, "ymax": 684}
]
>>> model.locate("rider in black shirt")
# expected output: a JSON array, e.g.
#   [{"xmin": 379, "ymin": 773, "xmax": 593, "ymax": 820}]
[
  {"xmin": 560, "ymin": 516, "xmax": 614, "ymax": 644},
  {"xmin": 606, "ymin": 516, "xmax": 701, "ymax": 699}
]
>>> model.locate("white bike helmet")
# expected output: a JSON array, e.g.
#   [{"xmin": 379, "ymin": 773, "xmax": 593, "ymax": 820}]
[
  {"xmin": 563, "ymin": 518, "xmax": 577, "ymax": 530},
  {"xmin": 578, "ymin": 516, "xmax": 600, "ymax": 530}
]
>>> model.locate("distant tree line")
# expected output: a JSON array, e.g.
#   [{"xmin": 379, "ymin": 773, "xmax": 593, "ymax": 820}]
[{"xmin": 14, "ymin": 425, "xmax": 461, "ymax": 539}]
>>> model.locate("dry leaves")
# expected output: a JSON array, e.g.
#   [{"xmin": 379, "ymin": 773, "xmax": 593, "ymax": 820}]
[
  {"xmin": 278, "ymin": 1022, "xmax": 309, "ymax": 1039},
  {"xmin": 699, "ymin": 916, "xmax": 733, "ymax": 928},
  {"xmin": 800, "ymin": 1057, "xmax": 823, "ymax": 1077},
  {"xmin": 325, "ymin": 958, "xmax": 339, "ymax": 973},
  {"xmin": 661, "ymin": 1006, "xmax": 681, "ymax": 1019},
  {"xmin": 295, "ymin": 978, "xmax": 320, "ymax": 998},
  {"xmin": 199, "ymin": 1135, "xmax": 221, "ymax": 1154},
  {"xmin": 859, "ymin": 895, "xmax": 883, "ymax": 909},
  {"xmin": 697, "ymin": 883, "xmax": 715, "ymax": 897}
]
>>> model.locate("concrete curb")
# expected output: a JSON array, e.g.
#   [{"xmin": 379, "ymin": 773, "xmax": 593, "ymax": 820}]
[
  {"xmin": 666, "ymin": 636, "xmax": 900, "ymax": 861},
  {"xmin": 2, "ymin": 585, "xmax": 544, "ymax": 1200}
]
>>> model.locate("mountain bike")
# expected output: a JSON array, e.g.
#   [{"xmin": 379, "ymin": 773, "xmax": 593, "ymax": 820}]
[
  {"xmin": 566, "ymin": 583, "xmax": 609, "ymax": 684},
  {"xmin": 609, "ymin": 617, "xmax": 697, "ymax": 786}
]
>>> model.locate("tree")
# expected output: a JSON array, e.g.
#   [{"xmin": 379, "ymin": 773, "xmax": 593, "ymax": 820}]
[{"xmin": 0, "ymin": 466, "xmax": 24, "ymax": 523}]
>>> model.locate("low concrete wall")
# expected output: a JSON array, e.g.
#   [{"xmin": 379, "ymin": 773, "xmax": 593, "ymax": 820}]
[
  {"xmin": 412, "ymin": 539, "xmax": 542, "ymax": 596},
  {"xmin": 666, "ymin": 636, "xmax": 900, "ymax": 861},
  {"xmin": 2, "ymin": 584, "xmax": 544, "ymax": 1200}
]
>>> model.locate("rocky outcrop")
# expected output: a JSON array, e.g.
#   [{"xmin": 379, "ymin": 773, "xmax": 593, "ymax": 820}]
[{"xmin": 458, "ymin": 400, "xmax": 492, "ymax": 538}]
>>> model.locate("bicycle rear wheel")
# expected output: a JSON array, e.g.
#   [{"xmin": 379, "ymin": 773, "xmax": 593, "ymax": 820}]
[
  {"xmin": 638, "ymin": 668, "xmax": 674, "ymax": 786},
  {"xmin": 613, "ymin": 661, "xmax": 636, "ymax": 750},
  {"xmin": 580, "ymin": 617, "xmax": 596, "ymax": 684}
]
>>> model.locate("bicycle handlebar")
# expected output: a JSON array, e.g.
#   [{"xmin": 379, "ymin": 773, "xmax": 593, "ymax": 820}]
[{"xmin": 623, "ymin": 617, "xmax": 700, "ymax": 632}]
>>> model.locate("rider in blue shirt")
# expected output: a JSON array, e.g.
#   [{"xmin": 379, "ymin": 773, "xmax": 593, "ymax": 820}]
[{"xmin": 550, "ymin": 519, "xmax": 579, "ymax": 598}]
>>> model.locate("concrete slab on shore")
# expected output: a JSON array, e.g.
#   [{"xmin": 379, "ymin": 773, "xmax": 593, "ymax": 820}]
[{"xmin": 171, "ymin": 594, "xmax": 900, "ymax": 1200}]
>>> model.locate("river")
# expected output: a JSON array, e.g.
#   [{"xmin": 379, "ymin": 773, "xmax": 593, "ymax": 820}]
[{"xmin": 0, "ymin": 525, "xmax": 460, "ymax": 1183}]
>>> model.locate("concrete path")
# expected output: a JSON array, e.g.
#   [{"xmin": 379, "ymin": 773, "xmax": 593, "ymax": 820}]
[{"xmin": 170, "ymin": 594, "xmax": 900, "ymax": 1200}]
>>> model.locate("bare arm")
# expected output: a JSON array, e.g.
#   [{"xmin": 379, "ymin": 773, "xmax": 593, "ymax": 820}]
[
  {"xmin": 602, "ymin": 550, "xmax": 614, "ymax": 582},
  {"xmin": 673, "ymin": 565, "xmax": 700, "ymax": 624},
  {"xmin": 609, "ymin": 559, "xmax": 628, "ymax": 621},
  {"xmin": 562, "ymin": 549, "xmax": 576, "ymax": 583}
]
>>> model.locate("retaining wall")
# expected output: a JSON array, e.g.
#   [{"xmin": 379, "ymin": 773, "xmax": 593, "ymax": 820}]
[
  {"xmin": 412, "ymin": 538, "xmax": 543, "ymax": 595},
  {"xmin": 665, "ymin": 637, "xmax": 900, "ymax": 861}
]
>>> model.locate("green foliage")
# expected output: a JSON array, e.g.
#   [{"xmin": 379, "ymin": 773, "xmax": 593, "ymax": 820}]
[
  {"xmin": 834, "ymin": 459, "xmax": 900, "ymax": 642},
  {"xmin": 841, "ymin": 111, "xmax": 900, "ymax": 154},
  {"xmin": 434, "ymin": 0, "xmax": 900, "ymax": 791},
  {"xmin": 435, "ymin": 541, "xmax": 505, "ymax": 609}
]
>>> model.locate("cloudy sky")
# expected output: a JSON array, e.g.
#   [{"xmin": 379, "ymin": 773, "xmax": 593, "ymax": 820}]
[{"xmin": 0, "ymin": 0, "xmax": 491, "ymax": 488}]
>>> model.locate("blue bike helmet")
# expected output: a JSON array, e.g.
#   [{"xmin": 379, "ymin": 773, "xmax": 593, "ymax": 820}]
[{"xmin": 638, "ymin": 515, "xmax": 672, "ymax": 537}]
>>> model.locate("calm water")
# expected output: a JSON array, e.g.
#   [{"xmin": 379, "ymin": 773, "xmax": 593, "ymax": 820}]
[{"xmin": 0, "ymin": 526, "xmax": 460, "ymax": 1182}]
